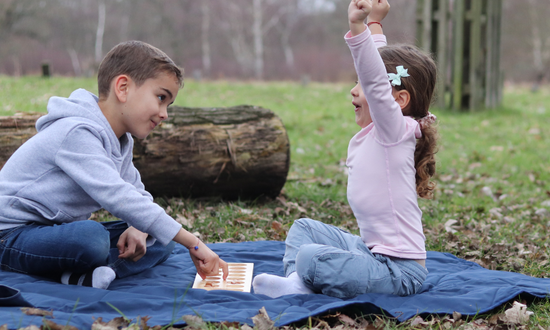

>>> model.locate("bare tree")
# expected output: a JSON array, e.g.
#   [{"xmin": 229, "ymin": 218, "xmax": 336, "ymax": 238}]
[
  {"xmin": 95, "ymin": 0, "xmax": 106, "ymax": 64},
  {"xmin": 220, "ymin": 0, "xmax": 255, "ymax": 76},
  {"xmin": 2, "ymin": 0, "xmax": 539, "ymax": 83},
  {"xmin": 0, "ymin": 0, "xmax": 58, "ymax": 75},
  {"xmin": 68, "ymin": 48, "xmax": 82, "ymax": 76},
  {"xmin": 0, "ymin": 0, "xmax": 42, "ymax": 41},
  {"xmin": 526, "ymin": 0, "xmax": 550, "ymax": 90},
  {"xmin": 275, "ymin": 0, "xmax": 302, "ymax": 71},
  {"xmin": 217, "ymin": 0, "xmax": 283, "ymax": 79},
  {"xmin": 253, "ymin": 0, "xmax": 264, "ymax": 79},
  {"xmin": 201, "ymin": 0, "xmax": 211, "ymax": 76}
]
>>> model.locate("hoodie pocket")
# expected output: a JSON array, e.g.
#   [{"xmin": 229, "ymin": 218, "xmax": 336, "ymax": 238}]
[{"xmin": 10, "ymin": 198, "xmax": 76, "ymax": 224}]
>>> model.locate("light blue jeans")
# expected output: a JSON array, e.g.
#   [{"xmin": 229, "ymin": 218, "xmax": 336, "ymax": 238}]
[
  {"xmin": 283, "ymin": 218, "xmax": 428, "ymax": 299},
  {"xmin": 0, "ymin": 220, "xmax": 175, "ymax": 280}
]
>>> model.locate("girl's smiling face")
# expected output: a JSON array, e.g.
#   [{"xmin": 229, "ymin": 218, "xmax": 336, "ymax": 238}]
[{"xmin": 350, "ymin": 82, "xmax": 372, "ymax": 128}]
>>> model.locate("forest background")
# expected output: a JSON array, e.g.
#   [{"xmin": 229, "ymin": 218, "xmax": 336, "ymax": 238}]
[
  {"xmin": 1, "ymin": 0, "xmax": 549, "ymax": 84},
  {"xmin": 2, "ymin": 0, "xmax": 550, "ymax": 327}
]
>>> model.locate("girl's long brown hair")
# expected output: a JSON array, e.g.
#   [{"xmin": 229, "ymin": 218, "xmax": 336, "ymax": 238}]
[{"xmin": 379, "ymin": 44, "xmax": 439, "ymax": 199}]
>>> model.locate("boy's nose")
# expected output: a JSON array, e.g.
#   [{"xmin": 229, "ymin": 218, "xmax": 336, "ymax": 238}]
[{"xmin": 159, "ymin": 106, "xmax": 168, "ymax": 120}]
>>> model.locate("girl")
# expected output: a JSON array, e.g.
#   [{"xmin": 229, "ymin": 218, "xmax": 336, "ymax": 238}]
[{"xmin": 253, "ymin": 0, "xmax": 438, "ymax": 299}]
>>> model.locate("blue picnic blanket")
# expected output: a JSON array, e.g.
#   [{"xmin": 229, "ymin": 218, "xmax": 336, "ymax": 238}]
[{"xmin": 1, "ymin": 241, "xmax": 549, "ymax": 328}]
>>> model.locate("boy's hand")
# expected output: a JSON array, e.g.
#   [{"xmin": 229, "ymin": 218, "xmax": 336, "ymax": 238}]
[
  {"xmin": 189, "ymin": 241, "xmax": 229, "ymax": 280},
  {"xmin": 349, "ymin": 0, "xmax": 372, "ymax": 36},
  {"xmin": 368, "ymin": 0, "xmax": 390, "ymax": 23},
  {"xmin": 118, "ymin": 226, "xmax": 148, "ymax": 262}
]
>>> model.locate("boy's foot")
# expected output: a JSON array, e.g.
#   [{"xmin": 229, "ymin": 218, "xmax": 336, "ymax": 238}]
[
  {"xmin": 252, "ymin": 272, "xmax": 314, "ymax": 298},
  {"xmin": 61, "ymin": 266, "xmax": 116, "ymax": 290}
]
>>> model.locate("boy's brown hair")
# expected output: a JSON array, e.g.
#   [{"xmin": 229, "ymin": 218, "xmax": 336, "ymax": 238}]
[
  {"xmin": 379, "ymin": 44, "xmax": 439, "ymax": 199},
  {"xmin": 97, "ymin": 40, "xmax": 184, "ymax": 99}
]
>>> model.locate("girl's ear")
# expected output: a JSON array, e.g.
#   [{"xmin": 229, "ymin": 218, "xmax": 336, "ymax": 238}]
[
  {"xmin": 113, "ymin": 75, "xmax": 130, "ymax": 103},
  {"xmin": 393, "ymin": 89, "xmax": 411, "ymax": 114}
]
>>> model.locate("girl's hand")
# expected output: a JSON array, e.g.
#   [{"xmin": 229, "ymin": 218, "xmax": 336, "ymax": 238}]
[
  {"xmin": 369, "ymin": 0, "xmax": 390, "ymax": 23},
  {"xmin": 189, "ymin": 240, "xmax": 229, "ymax": 280},
  {"xmin": 117, "ymin": 226, "xmax": 148, "ymax": 262},
  {"xmin": 349, "ymin": 0, "xmax": 372, "ymax": 36}
]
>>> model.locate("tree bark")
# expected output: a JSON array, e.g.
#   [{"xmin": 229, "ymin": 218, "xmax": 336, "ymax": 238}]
[
  {"xmin": 0, "ymin": 105, "xmax": 290, "ymax": 200},
  {"xmin": 134, "ymin": 105, "xmax": 290, "ymax": 200},
  {"xmin": 0, "ymin": 113, "xmax": 43, "ymax": 168}
]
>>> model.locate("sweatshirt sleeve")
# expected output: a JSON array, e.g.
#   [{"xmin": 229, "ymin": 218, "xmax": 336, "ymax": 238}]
[
  {"xmin": 120, "ymin": 136, "xmax": 154, "ymax": 202},
  {"xmin": 54, "ymin": 126, "xmax": 181, "ymax": 245},
  {"xmin": 345, "ymin": 27, "xmax": 406, "ymax": 144}
]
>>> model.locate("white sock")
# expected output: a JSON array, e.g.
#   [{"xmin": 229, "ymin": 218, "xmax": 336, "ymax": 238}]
[
  {"xmin": 252, "ymin": 272, "xmax": 314, "ymax": 298},
  {"xmin": 61, "ymin": 266, "xmax": 116, "ymax": 290}
]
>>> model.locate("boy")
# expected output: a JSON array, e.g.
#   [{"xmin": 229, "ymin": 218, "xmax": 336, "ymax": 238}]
[{"xmin": 0, "ymin": 40, "xmax": 227, "ymax": 290}]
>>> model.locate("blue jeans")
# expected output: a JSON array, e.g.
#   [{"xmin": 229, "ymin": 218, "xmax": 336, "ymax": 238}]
[
  {"xmin": 283, "ymin": 218, "xmax": 428, "ymax": 299},
  {"xmin": 0, "ymin": 220, "xmax": 175, "ymax": 280}
]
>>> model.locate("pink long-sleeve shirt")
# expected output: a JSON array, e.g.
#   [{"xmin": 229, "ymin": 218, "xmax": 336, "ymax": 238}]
[{"xmin": 345, "ymin": 27, "xmax": 426, "ymax": 260}]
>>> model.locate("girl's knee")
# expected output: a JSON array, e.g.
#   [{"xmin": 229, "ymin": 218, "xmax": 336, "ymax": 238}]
[
  {"xmin": 295, "ymin": 243, "xmax": 324, "ymax": 281},
  {"xmin": 288, "ymin": 218, "xmax": 319, "ymax": 236},
  {"xmin": 296, "ymin": 243, "xmax": 323, "ymax": 262},
  {"xmin": 293, "ymin": 218, "xmax": 317, "ymax": 228}
]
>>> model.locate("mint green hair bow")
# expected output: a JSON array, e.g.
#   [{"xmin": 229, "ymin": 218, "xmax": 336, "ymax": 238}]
[{"xmin": 387, "ymin": 66, "xmax": 410, "ymax": 86}]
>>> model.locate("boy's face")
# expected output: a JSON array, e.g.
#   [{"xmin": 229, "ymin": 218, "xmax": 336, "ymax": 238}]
[{"xmin": 121, "ymin": 72, "xmax": 180, "ymax": 139}]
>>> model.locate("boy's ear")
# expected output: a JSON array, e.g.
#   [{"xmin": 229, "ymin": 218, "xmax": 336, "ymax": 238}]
[
  {"xmin": 113, "ymin": 75, "xmax": 131, "ymax": 103},
  {"xmin": 393, "ymin": 89, "xmax": 411, "ymax": 113}
]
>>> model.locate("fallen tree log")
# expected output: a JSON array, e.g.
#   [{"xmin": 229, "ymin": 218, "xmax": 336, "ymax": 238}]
[
  {"xmin": 134, "ymin": 105, "xmax": 290, "ymax": 199},
  {"xmin": 0, "ymin": 105, "xmax": 290, "ymax": 200},
  {"xmin": 0, "ymin": 113, "xmax": 44, "ymax": 169}
]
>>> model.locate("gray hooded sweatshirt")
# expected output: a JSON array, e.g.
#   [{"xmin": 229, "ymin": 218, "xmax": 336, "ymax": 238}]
[{"xmin": 0, "ymin": 89, "xmax": 181, "ymax": 245}]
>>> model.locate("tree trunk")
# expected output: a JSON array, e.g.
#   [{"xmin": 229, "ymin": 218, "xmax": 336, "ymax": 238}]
[
  {"xmin": 253, "ymin": 0, "xmax": 264, "ymax": 80},
  {"xmin": 0, "ymin": 106, "xmax": 290, "ymax": 200},
  {"xmin": 95, "ymin": 0, "xmax": 106, "ymax": 64},
  {"xmin": 201, "ymin": 0, "xmax": 211, "ymax": 76}
]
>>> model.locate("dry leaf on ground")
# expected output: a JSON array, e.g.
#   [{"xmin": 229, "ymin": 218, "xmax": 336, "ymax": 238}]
[
  {"xmin": 92, "ymin": 316, "xmax": 130, "ymax": 330},
  {"xmin": 175, "ymin": 214, "xmax": 193, "ymax": 227},
  {"xmin": 42, "ymin": 319, "xmax": 79, "ymax": 330},
  {"xmin": 502, "ymin": 301, "xmax": 534, "ymax": 324},
  {"xmin": 252, "ymin": 307, "xmax": 275, "ymax": 330},
  {"xmin": 337, "ymin": 314, "xmax": 356, "ymax": 327},
  {"xmin": 182, "ymin": 315, "xmax": 206, "ymax": 329},
  {"xmin": 18, "ymin": 326, "xmax": 40, "ymax": 330},
  {"xmin": 20, "ymin": 307, "xmax": 53, "ymax": 317},
  {"xmin": 444, "ymin": 219, "xmax": 459, "ymax": 233}
]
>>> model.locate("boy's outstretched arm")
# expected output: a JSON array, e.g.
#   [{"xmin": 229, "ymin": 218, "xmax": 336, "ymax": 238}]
[
  {"xmin": 367, "ymin": 0, "xmax": 390, "ymax": 35},
  {"xmin": 174, "ymin": 228, "xmax": 229, "ymax": 280},
  {"xmin": 348, "ymin": 0, "xmax": 371, "ymax": 36}
]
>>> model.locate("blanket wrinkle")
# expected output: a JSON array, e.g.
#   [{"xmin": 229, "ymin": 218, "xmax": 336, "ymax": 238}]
[{"xmin": 0, "ymin": 241, "xmax": 549, "ymax": 329}]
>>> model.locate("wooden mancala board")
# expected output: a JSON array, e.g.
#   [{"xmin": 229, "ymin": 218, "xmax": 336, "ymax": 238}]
[{"xmin": 192, "ymin": 263, "xmax": 254, "ymax": 292}]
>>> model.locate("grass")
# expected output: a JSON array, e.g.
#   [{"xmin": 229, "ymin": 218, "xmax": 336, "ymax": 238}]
[{"xmin": 1, "ymin": 75, "xmax": 550, "ymax": 328}]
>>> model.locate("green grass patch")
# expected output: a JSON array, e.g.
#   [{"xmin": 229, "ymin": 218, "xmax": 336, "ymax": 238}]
[{"xmin": 1, "ymin": 75, "xmax": 549, "ymax": 328}]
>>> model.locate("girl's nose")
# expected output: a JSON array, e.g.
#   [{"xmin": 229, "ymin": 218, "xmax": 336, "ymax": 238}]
[{"xmin": 350, "ymin": 85, "xmax": 358, "ymax": 96}]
